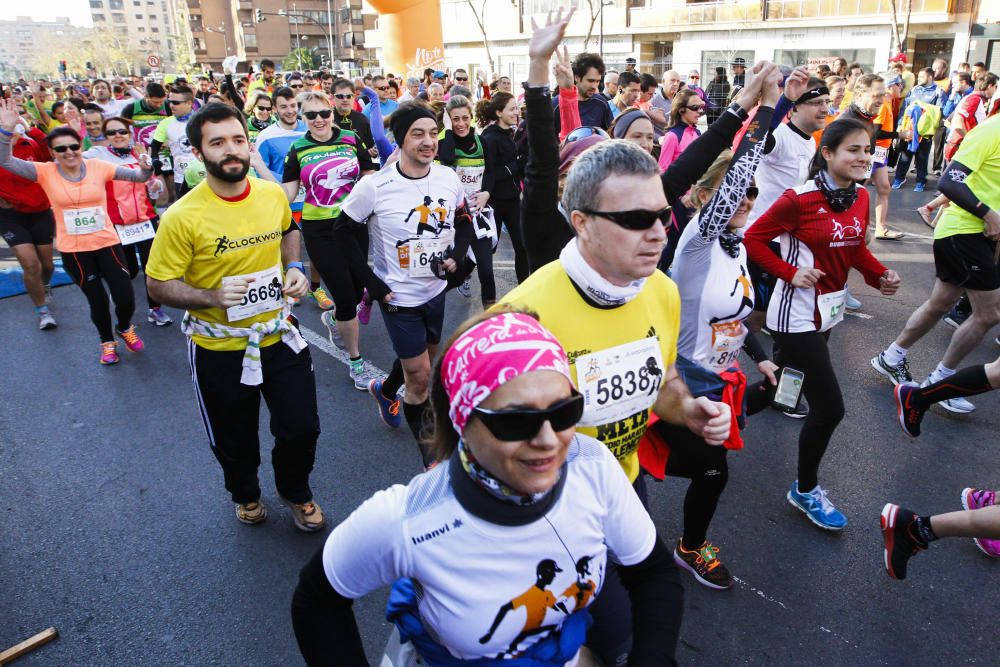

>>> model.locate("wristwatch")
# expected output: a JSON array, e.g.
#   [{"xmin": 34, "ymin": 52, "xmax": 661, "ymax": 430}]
[
  {"xmin": 285, "ymin": 261, "xmax": 305, "ymax": 274},
  {"xmin": 727, "ymin": 101, "xmax": 749, "ymax": 121}
]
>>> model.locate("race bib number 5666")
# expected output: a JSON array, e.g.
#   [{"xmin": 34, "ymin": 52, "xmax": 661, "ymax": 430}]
[{"xmin": 576, "ymin": 337, "xmax": 665, "ymax": 427}]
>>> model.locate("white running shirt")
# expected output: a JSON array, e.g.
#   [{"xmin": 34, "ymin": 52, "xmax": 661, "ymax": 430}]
[{"xmin": 747, "ymin": 122, "xmax": 816, "ymax": 229}]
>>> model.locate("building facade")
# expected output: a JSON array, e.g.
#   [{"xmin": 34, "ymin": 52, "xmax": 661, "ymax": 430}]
[
  {"xmin": 0, "ymin": 17, "xmax": 92, "ymax": 79},
  {"xmin": 365, "ymin": 0, "xmax": 992, "ymax": 82},
  {"xmin": 88, "ymin": 0, "xmax": 191, "ymax": 73}
]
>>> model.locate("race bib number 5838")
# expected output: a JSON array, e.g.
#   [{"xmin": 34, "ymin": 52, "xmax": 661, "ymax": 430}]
[{"xmin": 576, "ymin": 337, "xmax": 665, "ymax": 427}]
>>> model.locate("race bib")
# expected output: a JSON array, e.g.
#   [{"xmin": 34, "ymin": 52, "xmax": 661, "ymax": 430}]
[
  {"xmin": 407, "ymin": 237, "xmax": 450, "ymax": 278},
  {"xmin": 817, "ymin": 289, "xmax": 847, "ymax": 332},
  {"xmin": 63, "ymin": 206, "xmax": 106, "ymax": 235},
  {"xmin": 863, "ymin": 145, "xmax": 889, "ymax": 179},
  {"xmin": 223, "ymin": 264, "xmax": 284, "ymax": 322},
  {"xmin": 708, "ymin": 320, "xmax": 747, "ymax": 372},
  {"xmin": 456, "ymin": 165, "xmax": 485, "ymax": 196},
  {"xmin": 473, "ymin": 206, "xmax": 497, "ymax": 244},
  {"xmin": 293, "ymin": 185, "xmax": 306, "ymax": 204},
  {"xmin": 160, "ymin": 156, "xmax": 173, "ymax": 172},
  {"xmin": 577, "ymin": 337, "xmax": 665, "ymax": 427},
  {"xmin": 175, "ymin": 155, "xmax": 194, "ymax": 177},
  {"xmin": 116, "ymin": 220, "xmax": 156, "ymax": 245}
]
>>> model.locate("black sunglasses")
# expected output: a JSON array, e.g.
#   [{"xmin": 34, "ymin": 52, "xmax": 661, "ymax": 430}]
[
  {"xmin": 303, "ymin": 109, "xmax": 333, "ymax": 120},
  {"xmin": 105, "ymin": 128, "xmax": 130, "ymax": 136},
  {"xmin": 685, "ymin": 105, "xmax": 706, "ymax": 114},
  {"xmin": 52, "ymin": 143, "xmax": 81, "ymax": 153},
  {"xmin": 333, "ymin": 93, "xmax": 354, "ymax": 100},
  {"xmin": 581, "ymin": 206, "xmax": 672, "ymax": 230},
  {"xmin": 167, "ymin": 99, "xmax": 190, "ymax": 105},
  {"xmin": 473, "ymin": 392, "xmax": 584, "ymax": 442},
  {"xmin": 455, "ymin": 76, "xmax": 469, "ymax": 82},
  {"xmin": 375, "ymin": 85, "xmax": 390, "ymax": 91},
  {"xmin": 746, "ymin": 186, "xmax": 759, "ymax": 199},
  {"xmin": 564, "ymin": 126, "xmax": 610, "ymax": 144},
  {"xmin": 256, "ymin": 106, "xmax": 273, "ymax": 111}
]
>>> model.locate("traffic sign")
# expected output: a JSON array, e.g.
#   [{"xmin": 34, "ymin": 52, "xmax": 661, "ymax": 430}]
[{"xmin": 147, "ymin": 54, "xmax": 161, "ymax": 68}]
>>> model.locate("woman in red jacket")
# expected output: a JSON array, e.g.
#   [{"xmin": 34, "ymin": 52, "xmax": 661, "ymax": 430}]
[
  {"xmin": 0, "ymin": 104, "xmax": 57, "ymax": 330},
  {"xmin": 743, "ymin": 118, "xmax": 901, "ymax": 531}
]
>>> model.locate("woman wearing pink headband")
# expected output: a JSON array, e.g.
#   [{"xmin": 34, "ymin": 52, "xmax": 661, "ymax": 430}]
[{"xmin": 292, "ymin": 310, "xmax": 682, "ymax": 666}]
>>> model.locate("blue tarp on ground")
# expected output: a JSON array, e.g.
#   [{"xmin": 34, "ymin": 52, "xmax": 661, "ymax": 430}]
[{"xmin": 0, "ymin": 258, "xmax": 74, "ymax": 298}]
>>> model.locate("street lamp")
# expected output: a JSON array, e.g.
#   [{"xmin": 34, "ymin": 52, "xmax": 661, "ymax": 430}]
[{"xmin": 276, "ymin": 7, "xmax": 335, "ymax": 65}]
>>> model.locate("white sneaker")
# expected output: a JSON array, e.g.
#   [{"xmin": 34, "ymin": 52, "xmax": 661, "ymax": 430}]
[
  {"xmin": 147, "ymin": 307, "xmax": 173, "ymax": 326},
  {"xmin": 457, "ymin": 278, "xmax": 472, "ymax": 298},
  {"xmin": 349, "ymin": 365, "xmax": 372, "ymax": 391},
  {"xmin": 38, "ymin": 311, "xmax": 57, "ymax": 330},
  {"xmin": 320, "ymin": 310, "xmax": 345, "ymax": 349},
  {"xmin": 921, "ymin": 377, "xmax": 976, "ymax": 414}
]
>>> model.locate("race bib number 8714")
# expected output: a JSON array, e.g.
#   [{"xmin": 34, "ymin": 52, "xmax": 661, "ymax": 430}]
[{"xmin": 576, "ymin": 337, "xmax": 665, "ymax": 427}]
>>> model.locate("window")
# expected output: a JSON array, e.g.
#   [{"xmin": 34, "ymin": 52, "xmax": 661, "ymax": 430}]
[
  {"xmin": 115, "ymin": 26, "xmax": 128, "ymax": 36},
  {"xmin": 89, "ymin": 0, "xmax": 103, "ymax": 8},
  {"xmin": 136, "ymin": 13, "xmax": 143, "ymax": 18},
  {"xmin": 109, "ymin": 0, "xmax": 123, "ymax": 8},
  {"xmin": 151, "ymin": 26, "xmax": 159, "ymax": 32},
  {"xmin": 149, "ymin": 14, "xmax": 157, "ymax": 19},
  {"xmin": 93, "ymin": 13, "xmax": 106, "ymax": 21},
  {"xmin": 112, "ymin": 12, "xmax": 126, "ymax": 22},
  {"xmin": 137, "ymin": 26, "xmax": 145, "ymax": 31},
  {"xmin": 244, "ymin": 33, "xmax": 257, "ymax": 48},
  {"xmin": 134, "ymin": 1, "xmax": 140, "ymax": 5}
]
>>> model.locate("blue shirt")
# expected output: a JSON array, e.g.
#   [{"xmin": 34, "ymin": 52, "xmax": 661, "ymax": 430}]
[
  {"xmin": 254, "ymin": 119, "xmax": 307, "ymax": 211},
  {"xmin": 363, "ymin": 99, "xmax": 398, "ymax": 121},
  {"xmin": 943, "ymin": 86, "xmax": 972, "ymax": 118}
]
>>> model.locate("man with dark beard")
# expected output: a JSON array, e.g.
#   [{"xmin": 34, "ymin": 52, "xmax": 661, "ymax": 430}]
[{"xmin": 145, "ymin": 103, "xmax": 326, "ymax": 533}]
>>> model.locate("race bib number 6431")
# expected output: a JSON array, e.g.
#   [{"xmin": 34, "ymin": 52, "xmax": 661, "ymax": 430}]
[{"xmin": 576, "ymin": 337, "xmax": 665, "ymax": 427}]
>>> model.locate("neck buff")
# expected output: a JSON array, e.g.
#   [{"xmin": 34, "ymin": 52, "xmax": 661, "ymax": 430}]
[
  {"xmin": 250, "ymin": 117, "xmax": 270, "ymax": 131},
  {"xmin": 441, "ymin": 311, "xmax": 572, "ymax": 436},
  {"xmin": 457, "ymin": 440, "xmax": 564, "ymax": 506},
  {"xmin": 560, "ymin": 238, "xmax": 645, "ymax": 307},
  {"xmin": 718, "ymin": 229, "xmax": 743, "ymax": 258},
  {"xmin": 815, "ymin": 169, "xmax": 858, "ymax": 212},
  {"xmin": 109, "ymin": 145, "xmax": 132, "ymax": 158}
]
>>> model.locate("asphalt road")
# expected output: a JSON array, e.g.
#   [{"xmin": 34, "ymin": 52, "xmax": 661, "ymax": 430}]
[{"xmin": 2, "ymin": 183, "xmax": 998, "ymax": 666}]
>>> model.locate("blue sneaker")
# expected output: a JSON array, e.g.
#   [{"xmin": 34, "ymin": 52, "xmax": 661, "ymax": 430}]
[
  {"xmin": 913, "ymin": 182, "xmax": 926, "ymax": 193},
  {"xmin": 891, "ymin": 179, "xmax": 903, "ymax": 190},
  {"xmin": 787, "ymin": 481, "xmax": 848, "ymax": 530},
  {"xmin": 369, "ymin": 378, "xmax": 402, "ymax": 429}
]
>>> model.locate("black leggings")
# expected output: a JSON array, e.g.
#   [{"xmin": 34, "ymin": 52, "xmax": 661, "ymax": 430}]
[
  {"xmin": 771, "ymin": 330, "xmax": 845, "ymax": 491},
  {"xmin": 62, "ymin": 245, "xmax": 136, "ymax": 343},
  {"xmin": 302, "ymin": 219, "xmax": 368, "ymax": 322},
  {"xmin": 120, "ymin": 224, "xmax": 160, "ymax": 309},
  {"xmin": 493, "ymin": 197, "xmax": 526, "ymax": 283},
  {"xmin": 469, "ymin": 235, "xmax": 497, "ymax": 305}
]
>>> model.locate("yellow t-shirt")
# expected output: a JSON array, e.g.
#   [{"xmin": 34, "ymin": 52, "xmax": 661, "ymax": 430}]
[
  {"xmin": 935, "ymin": 114, "xmax": 1000, "ymax": 240},
  {"xmin": 145, "ymin": 177, "xmax": 294, "ymax": 351},
  {"xmin": 498, "ymin": 260, "xmax": 681, "ymax": 482}
]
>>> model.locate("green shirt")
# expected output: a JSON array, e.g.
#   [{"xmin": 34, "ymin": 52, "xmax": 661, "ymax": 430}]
[
  {"xmin": 935, "ymin": 114, "xmax": 1000, "ymax": 239},
  {"xmin": 281, "ymin": 129, "xmax": 374, "ymax": 221}
]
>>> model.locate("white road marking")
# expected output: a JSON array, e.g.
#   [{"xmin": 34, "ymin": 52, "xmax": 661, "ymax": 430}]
[
  {"xmin": 299, "ymin": 323, "xmax": 388, "ymax": 379},
  {"xmin": 846, "ymin": 311, "xmax": 874, "ymax": 320}
]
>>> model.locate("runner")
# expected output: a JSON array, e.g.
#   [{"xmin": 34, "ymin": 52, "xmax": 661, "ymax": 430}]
[
  {"xmin": 151, "ymin": 84, "xmax": 197, "ymax": 199},
  {"xmin": 657, "ymin": 89, "xmax": 703, "ymax": 172},
  {"xmin": 277, "ymin": 91, "xmax": 376, "ymax": 390},
  {"xmin": 244, "ymin": 91, "xmax": 273, "ymax": 142},
  {"xmin": 329, "ymin": 79, "xmax": 377, "ymax": 164},
  {"xmin": 247, "ymin": 59, "xmax": 278, "ymax": 96},
  {"xmin": 120, "ymin": 82, "xmax": 169, "ymax": 200},
  {"xmin": 0, "ymin": 100, "xmax": 153, "ymax": 363},
  {"xmin": 145, "ymin": 102, "xmax": 325, "ymax": 531},
  {"xmin": 0, "ymin": 102, "xmax": 57, "ymax": 330},
  {"xmin": 477, "ymin": 92, "xmax": 526, "ymax": 282},
  {"xmin": 82, "ymin": 106, "xmax": 107, "ymax": 150},
  {"xmin": 744, "ymin": 118, "xmax": 902, "ymax": 530},
  {"xmin": 437, "ymin": 94, "xmax": 498, "ymax": 306},
  {"xmin": 553, "ymin": 52, "xmax": 613, "ymax": 133},
  {"xmin": 608, "ymin": 71, "xmax": 641, "ymax": 118},
  {"xmin": 647, "ymin": 68, "xmax": 782, "ymax": 590},
  {"xmin": 892, "ymin": 67, "xmax": 946, "ymax": 192},
  {"xmin": 332, "ymin": 102, "xmax": 471, "ymax": 465},
  {"xmin": 362, "ymin": 75, "xmax": 398, "ymax": 121},
  {"xmin": 610, "ymin": 109, "xmax": 656, "ymax": 155},
  {"xmin": 90, "ymin": 78, "xmax": 140, "ymax": 118},
  {"xmin": 871, "ymin": 114, "xmax": 1000, "ymax": 414},
  {"xmin": 291, "ymin": 311, "xmax": 682, "ymax": 666},
  {"xmin": 881, "ymin": 489, "xmax": 1000, "ymax": 579},
  {"xmin": 83, "ymin": 116, "xmax": 171, "ymax": 326},
  {"xmin": 894, "ymin": 354, "xmax": 999, "ymax": 438}
]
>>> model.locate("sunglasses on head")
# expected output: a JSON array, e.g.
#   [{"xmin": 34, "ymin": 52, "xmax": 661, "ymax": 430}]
[
  {"xmin": 333, "ymin": 93, "xmax": 354, "ymax": 100},
  {"xmin": 105, "ymin": 128, "xmax": 130, "ymax": 136},
  {"xmin": 303, "ymin": 109, "xmax": 333, "ymax": 120},
  {"xmin": 473, "ymin": 392, "xmax": 584, "ymax": 442},
  {"xmin": 564, "ymin": 126, "xmax": 610, "ymax": 144},
  {"xmin": 581, "ymin": 206, "xmax": 672, "ymax": 230},
  {"xmin": 52, "ymin": 143, "xmax": 81, "ymax": 153}
]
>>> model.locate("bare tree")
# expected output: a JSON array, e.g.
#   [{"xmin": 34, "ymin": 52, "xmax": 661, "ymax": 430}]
[
  {"xmin": 466, "ymin": 0, "xmax": 496, "ymax": 76},
  {"xmin": 582, "ymin": 0, "xmax": 601, "ymax": 52},
  {"xmin": 888, "ymin": 0, "xmax": 914, "ymax": 55}
]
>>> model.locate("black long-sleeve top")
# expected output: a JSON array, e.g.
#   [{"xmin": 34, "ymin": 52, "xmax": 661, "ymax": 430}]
[{"xmin": 479, "ymin": 123, "xmax": 521, "ymax": 201}]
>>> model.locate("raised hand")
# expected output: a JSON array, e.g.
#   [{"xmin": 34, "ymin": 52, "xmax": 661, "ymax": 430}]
[
  {"xmin": 760, "ymin": 63, "xmax": 787, "ymax": 108},
  {"xmin": 552, "ymin": 45, "xmax": 574, "ymax": 90},
  {"xmin": 734, "ymin": 61, "xmax": 775, "ymax": 112},
  {"xmin": 528, "ymin": 6, "xmax": 575, "ymax": 61},
  {"xmin": 0, "ymin": 98, "xmax": 21, "ymax": 131},
  {"xmin": 781, "ymin": 66, "xmax": 811, "ymax": 104}
]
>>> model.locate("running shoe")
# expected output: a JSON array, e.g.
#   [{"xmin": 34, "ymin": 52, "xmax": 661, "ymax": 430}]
[
  {"xmin": 880, "ymin": 503, "xmax": 926, "ymax": 580},
  {"xmin": 349, "ymin": 364, "xmax": 372, "ymax": 392},
  {"xmin": 777, "ymin": 395, "xmax": 810, "ymax": 419},
  {"xmin": 117, "ymin": 324, "xmax": 145, "ymax": 353},
  {"xmin": 38, "ymin": 311, "xmax": 57, "ymax": 331},
  {"xmin": 320, "ymin": 310, "xmax": 345, "ymax": 349},
  {"xmin": 894, "ymin": 382, "xmax": 925, "ymax": 437},
  {"xmin": 369, "ymin": 378, "xmax": 402, "ymax": 429},
  {"xmin": 891, "ymin": 179, "xmax": 904, "ymax": 190},
  {"xmin": 673, "ymin": 539, "xmax": 734, "ymax": 590},
  {"xmin": 942, "ymin": 305, "xmax": 969, "ymax": 329},
  {"xmin": 916, "ymin": 206, "xmax": 935, "ymax": 228},
  {"xmin": 921, "ymin": 377, "xmax": 976, "ymax": 414},
  {"xmin": 278, "ymin": 495, "xmax": 326, "ymax": 532},
  {"xmin": 457, "ymin": 278, "xmax": 473, "ymax": 298},
  {"xmin": 290, "ymin": 296, "xmax": 301, "ymax": 307},
  {"xmin": 875, "ymin": 229, "xmax": 905, "ymax": 241},
  {"xmin": 236, "ymin": 499, "xmax": 267, "ymax": 525},
  {"xmin": 356, "ymin": 289, "xmax": 372, "ymax": 325},
  {"xmin": 100, "ymin": 341, "xmax": 119, "ymax": 365},
  {"xmin": 870, "ymin": 352, "xmax": 913, "ymax": 385},
  {"xmin": 787, "ymin": 481, "xmax": 848, "ymax": 530},
  {"xmin": 846, "ymin": 291, "xmax": 862, "ymax": 310},
  {"xmin": 961, "ymin": 488, "xmax": 1000, "ymax": 557},
  {"xmin": 147, "ymin": 307, "xmax": 173, "ymax": 326},
  {"xmin": 309, "ymin": 287, "xmax": 334, "ymax": 311},
  {"xmin": 913, "ymin": 182, "xmax": 926, "ymax": 193}
]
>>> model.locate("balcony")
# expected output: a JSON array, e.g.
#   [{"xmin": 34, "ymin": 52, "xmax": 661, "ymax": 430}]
[{"xmin": 629, "ymin": 0, "xmax": 952, "ymax": 28}]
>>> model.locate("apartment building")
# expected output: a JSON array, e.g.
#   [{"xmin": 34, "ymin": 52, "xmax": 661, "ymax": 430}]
[
  {"xmin": 365, "ymin": 0, "xmax": 995, "ymax": 82},
  {"xmin": 187, "ymin": 0, "xmax": 374, "ymax": 73},
  {"xmin": 88, "ymin": 0, "xmax": 191, "ymax": 73},
  {"xmin": 0, "ymin": 17, "xmax": 92, "ymax": 78}
]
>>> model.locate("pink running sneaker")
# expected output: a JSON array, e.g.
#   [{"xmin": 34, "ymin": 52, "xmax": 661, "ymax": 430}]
[
  {"xmin": 117, "ymin": 324, "xmax": 145, "ymax": 353},
  {"xmin": 960, "ymin": 488, "xmax": 1000, "ymax": 558},
  {"xmin": 356, "ymin": 289, "xmax": 372, "ymax": 325},
  {"xmin": 100, "ymin": 341, "xmax": 120, "ymax": 365}
]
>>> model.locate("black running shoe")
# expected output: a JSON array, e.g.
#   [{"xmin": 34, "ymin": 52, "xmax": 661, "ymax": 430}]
[
  {"xmin": 894, "ymin": 382, "xmax": 925, "ymax": 437},
  {"xmin": 880, "ymin": 503, "xmax": 927, "ymax": 580}
]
